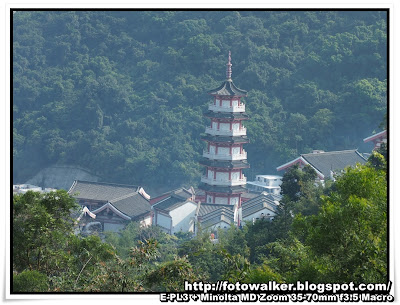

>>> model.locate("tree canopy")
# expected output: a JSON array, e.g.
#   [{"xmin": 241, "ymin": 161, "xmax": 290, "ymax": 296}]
[{"xmin": 13, "ymin": 10, "xmax": 387, "ymax": 193}]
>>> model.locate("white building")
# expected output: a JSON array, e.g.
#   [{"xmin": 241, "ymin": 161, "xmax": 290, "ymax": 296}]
[
  {"xmin": 13, "ymin": 184, "xmax": 57, "ymax": 194},
  {"xmin": 195, "ymin": 202, "xmax": 238, "ymax": 237},
  {"xmin": 152, "ymin": 193, "xmax": 197, "ymax": 235},
  {"xmin": 246, "ymin": 175, "xmax": 283, "ymax": 195},
  {"xmin": 241, "ymin": 192, "xmax": 279, "ymax": 224}
]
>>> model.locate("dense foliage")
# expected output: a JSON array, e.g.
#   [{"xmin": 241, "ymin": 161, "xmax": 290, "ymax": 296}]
[
  {"xmin": 13, "ymin": 150, "xmax": 387, "ymax": 292},
  {"xmin": 13, "ymin": 10, "xmax": 387, "ymax": 192}
]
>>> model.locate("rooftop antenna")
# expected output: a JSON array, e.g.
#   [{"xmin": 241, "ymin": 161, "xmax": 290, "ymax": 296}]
[{"xmin": 226, "ymin": 51, "xmax": 232, "ymax": 80}]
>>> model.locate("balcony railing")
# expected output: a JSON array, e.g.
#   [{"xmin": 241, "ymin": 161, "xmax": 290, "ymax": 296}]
[
  {"xmin": 208, "ymin": 103, "xmax": 246, "ymax": 113},
  {"xmin": 203, "ymin": 150, "xmax": 247, "ymax": 161},
  {"xmin": 205, "ymin": 126, "xmax": 247, "ymax": 136},
  {"xmin": 201, "ymin": 176, "xmax": 247, "ymax": 186}
]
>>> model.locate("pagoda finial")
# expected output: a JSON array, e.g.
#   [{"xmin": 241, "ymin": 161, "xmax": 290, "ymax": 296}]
[{"xmin": 226, "ymin": 51, "xmax": 232, "ymax": 80}]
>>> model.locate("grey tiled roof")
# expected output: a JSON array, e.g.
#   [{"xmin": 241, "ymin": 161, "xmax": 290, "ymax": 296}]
[
  {"xmin": 193, "ymin": 188, "xmax": 205, "ymax": 196},
  {"xmin": 242, "ymin": 191, "xmax": 262, "ymax": 200},
  {"xmin": 153, "ymin": 194, "xmax": 196, "ymax": 212},
  {"xmin": 242, "ymin": 191, "xmax": 281, "ymax": 202},
  {"xmin": 109, "ymin": 193, "xmax": 151, "ymax": 219},
  {"xmin": 68, "ymin": 180, "xmax": 139, "ymax": 202},
  {"xmin": 197, "ymin": 203, "xmax": 235, "ymax": 228},
  {"xmin": 153, "ymin": 187, "xmax": 194, "ymax": 201},
  {"xmin": 171, "ymin": 188, "xmax": 194, "ymax": 200},
  {"xmin": 302, "ymin": 150, "xmax": 367, "ymax": 178},
  {"xmin": 197, "ymin": 203, "xmax": 235, "ymax": 218},
  {"xmin": 208, "ymin": 80, "xmax": 247, "ymax": 97},
  {"xmin": 242, "ymin": 194, "xmax": 278, "ymax": 218},
  {"xmin": 265, "ymin": 193, "xmax": 282, "ymax": 202},
  {"xmin": 202, "ymin": 215, "xmax": 233, "ymax": 229}
]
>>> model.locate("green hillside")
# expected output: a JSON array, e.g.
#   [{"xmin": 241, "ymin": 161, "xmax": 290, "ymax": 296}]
[{"xmin": 12, "ymin": 10, "xmax": 387, "ymax": 192}]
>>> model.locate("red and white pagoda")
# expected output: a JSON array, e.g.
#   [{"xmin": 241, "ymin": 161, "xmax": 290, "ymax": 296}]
[{"xmin": 199, "ymin": 52, "xmax": 250, "ymax": 208}]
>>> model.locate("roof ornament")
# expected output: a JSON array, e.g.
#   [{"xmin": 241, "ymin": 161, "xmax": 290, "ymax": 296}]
[{"xmin": 226, "ymin": 51, "xmax": 232, "ymax": 80}]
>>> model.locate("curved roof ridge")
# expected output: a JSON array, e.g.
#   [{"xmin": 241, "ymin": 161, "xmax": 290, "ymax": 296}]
[
  {"xmin": 207, "ymin": 80, "xmax": 247, "ymax": 97},
  {"xmin": 302, "ymin": 149, "xmax": 358, "ymax": 156},
  {"xmin": 73, "ymin": 180, "xmax": 140, "ymax": 190},
  {"xmin": 91, "ymin": 202, "xmax": 131, "ymax": 221}
]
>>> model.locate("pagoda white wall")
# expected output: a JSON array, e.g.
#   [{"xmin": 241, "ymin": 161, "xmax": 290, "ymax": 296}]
[
  {"xmin": 222, "ymin": 100, "xmax": 230, "ymax": 107},
  {"xmin": 208, "ymin": 170, "xmax": 214, "ymax": 179},
  {"xmin": 232, "ymin": 146, "xmax": 240, "ymax": 155},
  {"xmin": 220, "ymin": 123, "xmax": 230, "ymax": 130},
  {"xmin": 232, "ymin": 123, "xmax": 240, "ymax": 131},
  {"xmin": 231, "ymin": 171, "xmax": 240, "ymax": 181},
  {"xmin": 210, "ymin": 145, "xmax": 216, "ymax": 154},
  {"xmin": 216, "ymin": 172, "xmax": 228, "ymax": 181},
  {"xmin": 218, "ymin": 147, "xmax": 229, "ymax": 155},
  {"xmin": 215, "ymin": 196, "xmax": 228, "ymax": 205}
]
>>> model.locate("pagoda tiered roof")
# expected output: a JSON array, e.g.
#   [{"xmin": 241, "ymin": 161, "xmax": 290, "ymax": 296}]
[
  {"xmin": 207, "ymin": 51, "xmax": 247, "ymax": 97},
  {"xmin": 199, "ymin": 158, "xmax": 250, "ymax": 169},
  {"xmin": 201, "ymin": 135, "xmax": 249, "ymax": 144},
  {"xmin": 203, "ymin": 111, "xmax": 249, "ymax": 120},
  {"xmin": 199, "ymin": 184, "xmax": 248, "ymax": 194},
  {"xmin": 208, "ymin": 79, "xmax": 247, "ymax": 97}
]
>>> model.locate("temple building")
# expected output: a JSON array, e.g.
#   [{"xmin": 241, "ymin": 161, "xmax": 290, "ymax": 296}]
[
  {"xmin": 363, "ymin": 130, "xmax": 387, "ymax": 151},
  {"xmin": 199, "ymin": 52, "xmax": 250, "ymax": 217},
  {"xmin": 68, "ymin": 180, "xmax": 152, "ymax": 232},
  {"xmin": 276, "ymin": 149, "xmax": 367, "ymax": 182}
]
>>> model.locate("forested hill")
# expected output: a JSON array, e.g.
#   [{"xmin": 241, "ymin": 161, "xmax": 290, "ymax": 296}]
[{"xmin": 12, "ymin": 10, "xmax": 387, "ymax": 193}]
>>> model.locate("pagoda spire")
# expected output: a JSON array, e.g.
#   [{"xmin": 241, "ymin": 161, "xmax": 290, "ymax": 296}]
[{"xmin": 226, "ymin": 51, "xmax": 232, "ymax": 80}]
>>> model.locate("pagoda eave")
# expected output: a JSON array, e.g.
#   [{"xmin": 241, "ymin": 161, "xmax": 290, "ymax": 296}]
[
  {"xmin": 207, "ymin": 80, "xmax": 248, "ymax": 97},
  {"xmin": 199, "ymin": 159, "xmax": 250, "ymax": 169},
  {"xmin": 201, "ymin": 135, "xmax": 250, "ymax": 144},
  {"xmin": 203, "ymin": 111, "xmax": 249, "ymax": 120},
  {"xmin": 199, "ymin": 183, "xmax": 248, "ymax": 194}
]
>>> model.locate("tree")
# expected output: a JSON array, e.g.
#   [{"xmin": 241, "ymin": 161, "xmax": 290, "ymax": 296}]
[
  {"xmin": 81, "ymin": 239, "xmax": 159, "ymax": 292},
  {"xmin": 13, "ymin": 190, "xmax": 78, "ymax": 276},
  {"xmin": 367, "ymin": 147, "xmax": 387, "ymax": 172},
  {"xmin": 268, "ymin": 163, "xmax": 387, "ymax": 283},
  {"xmin": 177, "ymin": 231, "xmax": 225, "ymax": 282},
  {"xmin": 145, "ymin": 256, "xmax": 198, "ymax": 292},
  {"xmin": 12, "ymin": 190, "xmax": 117, "ymax": 292},
  {"xmin": 13, "ymin": 11, "xmax": 387, "ymax": 190},
  {"xmin": 280, "ymin": 164, "xmax": 317, "ymax": 202},
  {"xmin": 13, "ymin": 270, "xmax": 49, "ymax": 292}
]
